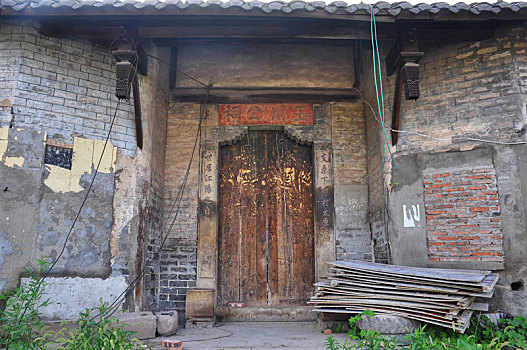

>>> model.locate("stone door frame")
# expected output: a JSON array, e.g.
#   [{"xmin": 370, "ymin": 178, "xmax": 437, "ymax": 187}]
[{"xmin": 195, "ymin": 105, "xmax": 335, "ymax": 311}]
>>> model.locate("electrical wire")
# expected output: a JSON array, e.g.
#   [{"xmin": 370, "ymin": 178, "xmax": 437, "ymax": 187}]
[
  {"xmin": 99, "ymin": 84, "xmax": 212, "ymax": 320},
  {"xmin": 354, "ymin": 87, "xmax": 526, "ymax": 146},
  {"xmin": 175, "ymin": 326, "xmax": 234, "ymax": 343},
  {"xmin": 365, "ymin": 6, "xmax": 525, "ymax": 148},
  {"xmin": 370, "ymin": 5, "xmax": 396, "ymax": 170},
  {"xmin": 17, "ymin": 98, "xmax": 123, "ymax": 324},
  {"xmin": 145, "ymin": 53, "xmax": 209, "ymax": 87},
  {"xmin": 18, "ymin": 30, "xmax": 140, "ymax": 324},
  {"xmin": 101, "ymin": 90, "xmax": 208, "ymax": 318}
]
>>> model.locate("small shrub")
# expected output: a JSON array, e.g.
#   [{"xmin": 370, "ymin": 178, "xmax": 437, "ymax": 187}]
[
  {"xmin": 322, "ymin": 323, "xmax": 345, "ymax": 334},
  {"xmin": 55, "ymin": 299, "xmax": 143, "ymax": 350},
  {"xmin": 0, "ymin": 260, "xmax": 51, "ymax": 350},
  {"xmin": 325, "ymin": 310, "xmax": 395, "ymax": 350},
  {"xmin": 326, "ymin": 311, "xmax": 527, "ymax": 350}
]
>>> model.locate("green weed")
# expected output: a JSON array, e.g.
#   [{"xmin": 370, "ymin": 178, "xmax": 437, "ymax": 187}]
[
  {"xmin": 325, "ymin": 310, "xmax": 527, "ymax": 350},
  {"xmin": 0, "ymin": 259, "xmax": 51, "ymax": 350},
  {"xmin": 55, "ymin": 300, "xmax": 143, "ymax": 350}
]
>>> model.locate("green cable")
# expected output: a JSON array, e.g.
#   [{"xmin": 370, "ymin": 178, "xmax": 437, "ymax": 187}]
[
  {"xmin": 369, "ymin": 7, "xmax": 384, "ymax": 168},
  {"xmin": 370, "ymin": 5, "xmax": 396, "ymax": 171}
]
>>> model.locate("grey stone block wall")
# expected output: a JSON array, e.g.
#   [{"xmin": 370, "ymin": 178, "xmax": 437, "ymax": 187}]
[{"xmin": 0, "ymin": 20, "xmax": 135, "ymax": 155}]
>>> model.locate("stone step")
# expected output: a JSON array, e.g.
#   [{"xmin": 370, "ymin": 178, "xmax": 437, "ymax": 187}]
[{"xmin": 216, "ymin": 305, "xmax": 315, "ymax": 322}]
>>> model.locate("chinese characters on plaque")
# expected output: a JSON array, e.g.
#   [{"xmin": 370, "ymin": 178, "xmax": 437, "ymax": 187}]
[
  {"xmin": 201, "ymin": 144, "xmax": 216, "ymax": 202},
  {"xmin": 316, "ymin": 143, "xmax": 334, "ymax": 241},
  {"xmin": 219, "ymin": 104, "xmax": 313, "ymax": 126}
]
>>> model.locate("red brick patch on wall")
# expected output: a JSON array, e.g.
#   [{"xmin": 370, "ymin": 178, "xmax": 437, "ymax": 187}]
[{"xmin": 423, "ymin": 167, "xmax": 504, "ymax": 263}]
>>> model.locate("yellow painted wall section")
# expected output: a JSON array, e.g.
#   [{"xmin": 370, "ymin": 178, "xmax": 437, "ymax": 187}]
[
  {"xmin": 92, "ymin": 139, "xmax": 117, "ymax": 174},
  {"xmin": 44, "ymin": 137, "xmax": 117, "ymax": 193},
  {"xmin": 70, "ymin": 138, "xmax": 95, "ymax": 192},
  {"xmin": 0, "ymin": 128, "xmax": 8, "ymax": 160},
  {"xmin": 4, "ymin": 156, "xmax": 24, "ymax": 168},
  {"xmin": 44, "ymin": 165, "xmax": 72, "ymax": 193},
  {"xmin": 0, "ymin": 128, "xmax": 24, "ymax": 167},
  {"xmin": 2, "ymin": 128, "xmax": 116, "ymax": 192}
]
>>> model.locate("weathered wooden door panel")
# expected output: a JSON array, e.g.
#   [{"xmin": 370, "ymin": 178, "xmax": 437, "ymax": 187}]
[{"xmin": 218, "ymin": 130, "xmax": 314, "ymax": 307}]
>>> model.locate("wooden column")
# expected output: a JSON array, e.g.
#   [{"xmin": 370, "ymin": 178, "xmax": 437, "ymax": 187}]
[
  {"xmin": 196, "ymin": 143, "xmax": 218, "ymax": 289},
  {"xmin": 314, "ymin": 142, "xmax": 336, "ymax": 281}
]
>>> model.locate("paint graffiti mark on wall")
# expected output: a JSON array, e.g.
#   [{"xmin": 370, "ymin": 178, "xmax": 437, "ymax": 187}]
[{"xmin": 403, "ymin": 204, "xmax": 421, "ymax": 228}]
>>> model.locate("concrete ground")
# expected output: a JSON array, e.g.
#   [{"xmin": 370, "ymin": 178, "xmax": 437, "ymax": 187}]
[{"xmin": 143, "ymin": 322, "xmax": 353, "ymax": 350}]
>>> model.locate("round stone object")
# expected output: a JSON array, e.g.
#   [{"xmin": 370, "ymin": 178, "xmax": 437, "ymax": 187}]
[
  {"xmin": 156, "ymin": 310, "xmax": 179, "ymax": 336},
  {"xmin": 355, "ymin": 315, "xmax": 419, "ymax": 335}
]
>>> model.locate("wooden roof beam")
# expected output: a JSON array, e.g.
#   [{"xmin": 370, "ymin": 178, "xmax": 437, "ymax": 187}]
[{"xmin": 171, "ymin": 86, "xmax": 361, "ymax": 104}]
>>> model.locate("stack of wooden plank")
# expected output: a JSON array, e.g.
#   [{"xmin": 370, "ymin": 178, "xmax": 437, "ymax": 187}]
[{"xmin": 310, "ymin": 260, "xmax": 499, "ymax": 333}]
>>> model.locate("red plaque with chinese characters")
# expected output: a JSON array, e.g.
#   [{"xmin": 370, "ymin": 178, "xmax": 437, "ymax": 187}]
[{"xmin": 219, "ymin": 104, "xmax": 313, "ymax": 126}]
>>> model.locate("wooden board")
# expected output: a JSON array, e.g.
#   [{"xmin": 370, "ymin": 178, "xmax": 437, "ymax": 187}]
[
  {"xmin": 330, "ymin": 267, "xmax": 496, "ymax": 290},
  {"xmin": 218, "ymin": 130, "xmax": 314, "ymax": 307},
  {"xmin": 330, "ymin": 260, "xmax": 489, "ymax": 282},
  {"xmin": 314, "ymin": 282, "xmax": 468, "ymax": 301},
  {"xmin": 328, "ymin": 272, "xmax": 483, "ymax": 292},
  {"xmin": 311, "ymin": 260, "xmax": 496, "ymax": 333}
]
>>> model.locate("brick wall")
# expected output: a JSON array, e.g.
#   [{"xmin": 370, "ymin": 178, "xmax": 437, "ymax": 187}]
[
  {"xmin": 331, "ymin": 102, "xmax": 372, "ymax": 261},
  {"xmin": 158, "ymin": 244, "xmax": 197, "ymax": 313},
  {"xmin": 0, "ymin": 20, "xmax": 135, "ymax": 154},
  {"xmin": 424, "ymin": 167, "xmax": 504, "ymax": 263},
  {"xmin": 389, "ymin": 25, "xmax": 526, "ymax": 155},
  {"xmin": 331, "ymin": 103, "xmax": 367, "ymax": 185},
  {"xmin": 360, "ymin": 49, "xmax": 390, "ymax": 263},
  {"xmin": 159, "ymin": 102, "xmax": 201, "ymax": 318},
  {"xmin": 138, "ymin": 43, "xmax": 170, "ymax": 311}
]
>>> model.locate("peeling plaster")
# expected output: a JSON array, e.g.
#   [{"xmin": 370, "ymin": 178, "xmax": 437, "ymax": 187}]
[
  {"xmin": 44, "ymin": 137, "xmax": 117, "ymax": 193},
  {"xmin": 4, "ymin": 156, "xmax": 24, "ymax": 168},
  {"xmin": 44, "ymin": 165, "xmax": 72, "ymax": 193},
  {"xmin": 0, "ymin": 278, "xmax": 7, "ymax": 291},
  {"xmin": 0, "ymin": 231, "xmax": 14, "ymax": 269},
  {"xmin": 0, "ymin": 128, "xmax": 9, "ymax": 160}
]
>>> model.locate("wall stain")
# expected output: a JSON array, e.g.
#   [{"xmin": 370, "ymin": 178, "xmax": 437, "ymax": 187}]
[{"xmin": 0, "ymin": 231, "xmax": 14, "ymax": 269}]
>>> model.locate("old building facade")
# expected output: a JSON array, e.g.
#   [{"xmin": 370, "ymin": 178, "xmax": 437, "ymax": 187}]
[{"xmin": 0, "ymin": 1, "xmax": 526, "ymax": 323}]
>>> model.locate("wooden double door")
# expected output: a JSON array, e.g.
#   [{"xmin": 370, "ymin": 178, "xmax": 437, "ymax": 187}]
[{"xmin": 218, "ymin": 130, "xmax": 314, "ymax": 307}]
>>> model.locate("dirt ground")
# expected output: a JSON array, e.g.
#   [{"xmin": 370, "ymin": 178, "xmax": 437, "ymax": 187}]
[{"xmin": 144, "ymin": 321, "xmax": 352, "ymax": 350}]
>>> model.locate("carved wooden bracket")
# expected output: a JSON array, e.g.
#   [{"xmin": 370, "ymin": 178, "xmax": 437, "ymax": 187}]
[
  {"xmin": 397, "ymin": 52, "xmax": 424, "ymax": 100},
  {"xmin": 216, "ymin": 126, "xmax": 249, "ymax": 146},
  {"xmin": 111, "ymin": 27, "xmax": 143, "ymax": 149},
  {"xmin": 387, "ymin": 29, "xmax": 424, "ymax": 145},
  {"xmin": 284, "ymin": 125, "xmax": 315, "ymax": 145},
  {"xmin": 111, "ymin": 28, "xmax": 137, "ymax": 100}
]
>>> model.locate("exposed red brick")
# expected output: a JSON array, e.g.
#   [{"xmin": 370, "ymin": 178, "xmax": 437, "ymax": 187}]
[
  {"xmin": 465, "ymin": 175, "xmax": 486, "ymax": 180},
  {"xmin": 466, "ymin": 186, "xmax": 485, "ymax": 190},
  {"xmin": 466, "ymin": 196, "xmax": 487, "ymax": 201},
  {"xmin": 438, "ymin": 236, "xmax": 458, "ymax": 241},
  {"xmin": 469, "ymin": 207, "xmax": 490, "ymax": 212},
  {"xmin": 458, "ymin": 224, "xmax": 478, "ymax": 229},
  {"xmin": 474, "ymin": 251, "xmax": 492, "ymax": 256},
  {"xmin": 456, "ymin": 213, "xmax": 478, "ymax": 218},
  {"xmin": 471, "ymin": 229, "xmax": 491, "ymax": 234},
  {"xmin": 472, "ymin": 169, "xmax": 492, "ymax": 174},
  {"xmin": 427, "ymin": 210, "xmax": 447, "ymax": 215},
  {"xmin": 433, "ymin": 173, "xmax": 450, "ymax": 178},
  {"xmin": 424, "ymin": 169, "xmax": 503, "ymax": 263}
]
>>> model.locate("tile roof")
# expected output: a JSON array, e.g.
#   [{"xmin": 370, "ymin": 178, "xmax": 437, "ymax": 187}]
[{"xmin": 2, "ymin": 0, "xmax": 527, "ymax": 16}]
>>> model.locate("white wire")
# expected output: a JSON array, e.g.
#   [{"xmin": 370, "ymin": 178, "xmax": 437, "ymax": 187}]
[{"xmin": 354, "ymin": 88, "xmax": 526, "ymax": 146}]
